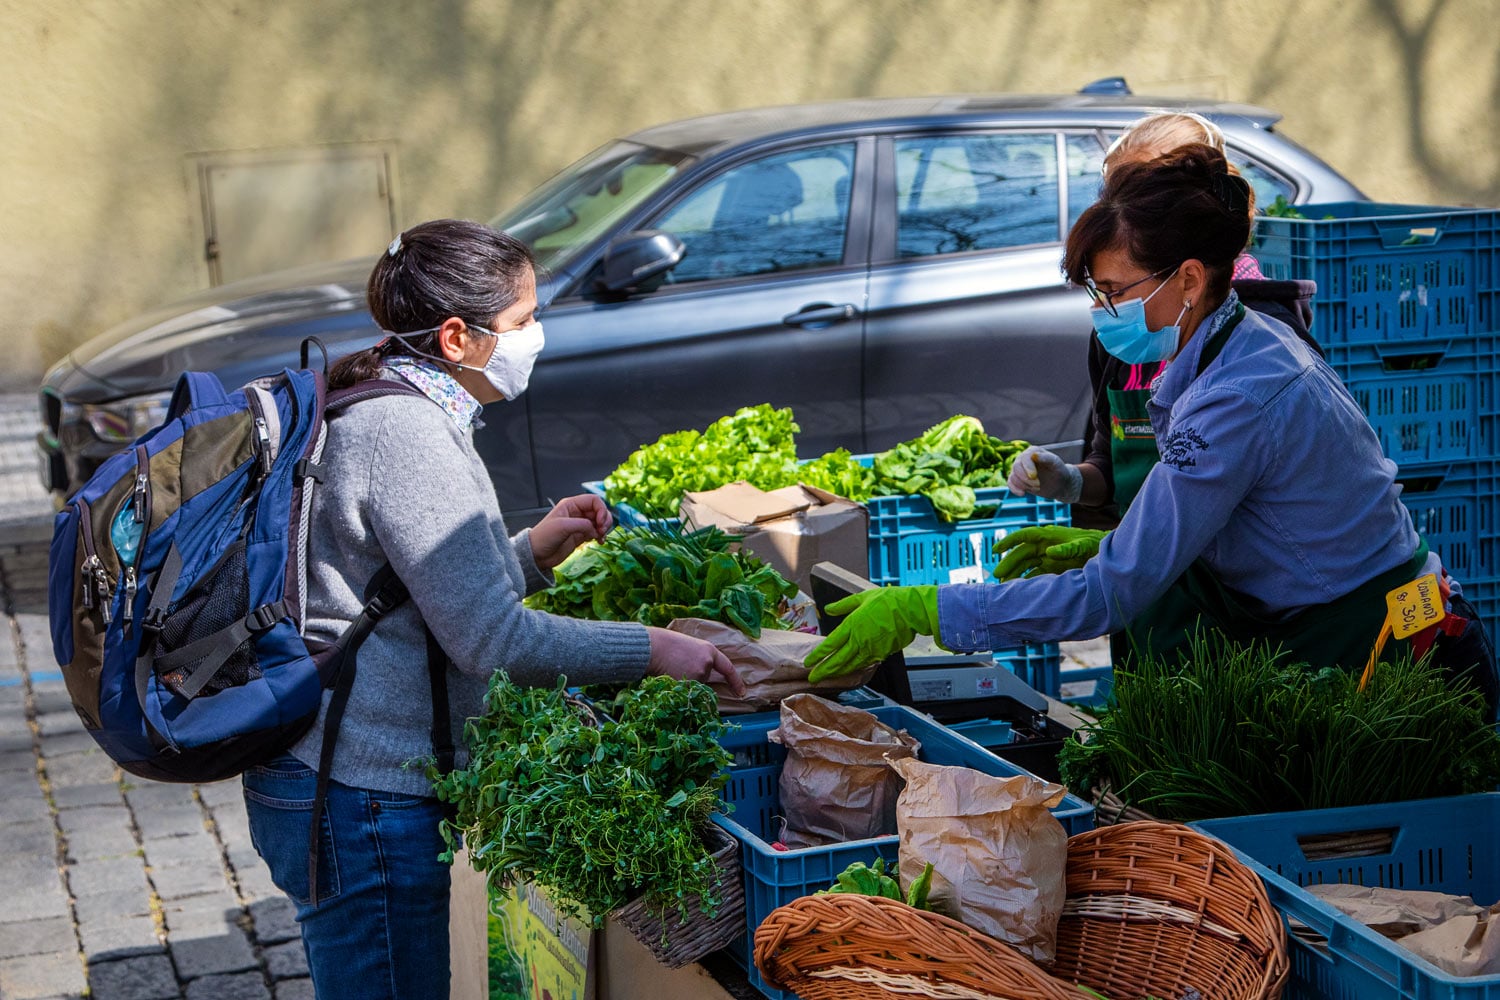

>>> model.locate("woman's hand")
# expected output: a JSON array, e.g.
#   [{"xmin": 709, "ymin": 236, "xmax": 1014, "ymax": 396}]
[
  {"xmin": 530, "ymin": 494, "xmax": 613, "ymax": 570},
  {"xmin": 645, "ymin": 627, "xmax": 747, "ymax": 698}
]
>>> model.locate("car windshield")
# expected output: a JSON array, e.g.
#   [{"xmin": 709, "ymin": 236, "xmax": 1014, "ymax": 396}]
[{"xmin": 490, "ymin": 140, "xmax": 694, "ymax": 271}]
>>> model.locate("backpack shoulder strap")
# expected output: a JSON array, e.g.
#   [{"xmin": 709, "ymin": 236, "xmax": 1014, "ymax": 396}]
[{"xmin": 324, "ymin": 377, "xmax": 428, "ymax": 413}]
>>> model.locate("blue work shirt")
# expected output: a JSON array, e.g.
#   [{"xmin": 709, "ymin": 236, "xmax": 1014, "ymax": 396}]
[{"xmin": 939, "ymin": 292, "xmax": 1422, "ymax": 652}]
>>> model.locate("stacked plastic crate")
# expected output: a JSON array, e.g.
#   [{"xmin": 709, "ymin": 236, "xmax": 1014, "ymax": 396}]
[{"xmin": 1255, "ymin": 202, "xmax": 1500, "ymax": 623}]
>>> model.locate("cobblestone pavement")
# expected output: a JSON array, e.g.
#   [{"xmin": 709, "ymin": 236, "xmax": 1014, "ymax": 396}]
[
  {"xmin": 0, "ymin": 394, "xmax": 314, "ymax": 1000},
  {"xmin": 0, "ymin": 390, "xmax": 1112, "ymax": 999}
]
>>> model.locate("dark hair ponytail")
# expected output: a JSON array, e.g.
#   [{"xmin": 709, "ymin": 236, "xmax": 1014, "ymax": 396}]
[
  {"xmin": 330, "ymin": 219, "xmax": 536, "ymax": 389},
  {"xmin": 1062, "ymin": 143, "xmax": 1253, "ymax": 300}
]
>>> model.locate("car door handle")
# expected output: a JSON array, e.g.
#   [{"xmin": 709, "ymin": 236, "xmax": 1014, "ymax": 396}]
[{"xmin": 783, "ymin": 302, "xmax": 858, "ymax": 327}]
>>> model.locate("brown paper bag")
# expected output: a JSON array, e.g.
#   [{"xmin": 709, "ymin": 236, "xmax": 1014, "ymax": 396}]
[
  {"xmin": 1396, "ymin": 903, "xmax": 1500, "ymax": 977},
  {"xmin": 667, "ymin": 619, "xmax": 876, "ymax": 714},
  {"xmin": 890, "ymin": 757, "xmax": 1068, "ymax": 963},
  {"xmin": 1305, "ymin": 884, "xmax": 1486, "ymax": 940},
  {"xmin": 766, "ymin": 694, "xmax": 920, "ymax": 849}
]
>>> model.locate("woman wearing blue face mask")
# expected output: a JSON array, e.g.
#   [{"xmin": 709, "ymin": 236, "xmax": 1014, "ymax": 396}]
[
  {"xmin": 241, "ymin": 219, "xmax": 745, "ymax": 999},
  {"xmin": 804, "ymin": 146, "xmax": 1497, "ymax": 720}
]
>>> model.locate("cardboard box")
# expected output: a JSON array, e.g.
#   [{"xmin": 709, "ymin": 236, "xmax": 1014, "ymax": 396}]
[{"xmin": 679, "ymin": 482, "xmax": 868, "ymax": 595}]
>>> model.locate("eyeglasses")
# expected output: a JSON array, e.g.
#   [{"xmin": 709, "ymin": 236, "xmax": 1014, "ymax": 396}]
[{"xmin": 1082, "ymin": 265, "xmax": 1176, "ymax": 318}]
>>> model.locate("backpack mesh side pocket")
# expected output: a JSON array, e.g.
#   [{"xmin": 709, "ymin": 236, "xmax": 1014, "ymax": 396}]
[{"xmin": 156, "ymin": 540, "xmax": 263, "ymax": 699}]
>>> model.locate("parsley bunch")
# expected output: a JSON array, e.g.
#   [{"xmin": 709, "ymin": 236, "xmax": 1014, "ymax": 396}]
[{"xmin": 431, "ymin": 675, "xmax": 735, "ymax": 928}]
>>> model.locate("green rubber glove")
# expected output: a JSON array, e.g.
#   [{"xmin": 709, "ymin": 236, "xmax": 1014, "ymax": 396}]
[
  {"xmin": 992, "ymin": 527, "xmax": 1107, "ymax": 581},
  {"xmin": 805, "ymin": 586, "xmax": 943, "ymax": 683}
]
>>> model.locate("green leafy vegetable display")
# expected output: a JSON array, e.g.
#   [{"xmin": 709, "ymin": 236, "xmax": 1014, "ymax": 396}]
[
  {"xmin": 1059, "ymin": 634, "xmax": 1500, "ymax": 822},
  {"xmin": 1262, "ymin": 194, "xmax": 1305, "ymax": 219},
  {"xmin": 524, "ymin": 525, "xmax": 799, "ymax": 638},
  {"xmin": 819, "ymin": 857, "xmax": 935, "ymax": 911},
  {"xmin": 603, "ymin": 404, "xmax": 800, "ymax": 517},
  {"xmin": 431, "ymin": 675, "xmax": 734, "ymax": 927},
  {"xmin": 603, "ymin": 407, "xmax": 1030, "ymax": 524},
  {"xmin": 868, "ymin": 415, "xmax": 1030, "ymax": 521}
]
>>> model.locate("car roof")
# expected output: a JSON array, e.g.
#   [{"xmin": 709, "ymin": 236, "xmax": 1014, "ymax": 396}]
[{"xmin": 626, "ymin": 93, "xmax": 1283, "ymax": 155}]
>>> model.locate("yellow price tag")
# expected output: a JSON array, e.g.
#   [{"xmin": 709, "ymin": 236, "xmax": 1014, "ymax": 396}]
[{"xmin": 1384, "ymin": 573, "xmax": 1446, "ymax": 641}]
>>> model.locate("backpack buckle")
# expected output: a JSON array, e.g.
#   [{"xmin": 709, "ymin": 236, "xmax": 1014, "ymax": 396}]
[
  {"xmin": 247, "ymin": 604, "xmax": 283, "ymax": 632},
  {"xmin": 141, "ymin": 606, "xmax": 168, "ymax": 633}
]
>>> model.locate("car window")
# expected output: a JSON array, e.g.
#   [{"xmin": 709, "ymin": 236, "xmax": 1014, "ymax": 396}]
[
  {"xmin": 894, "ymin": 133, "xmax": 1060, "ymax": 258},
  {"xmin": 492, "ymin": 141, "xmax": 693, "ymax": 272},
  {"xmin": 652, "ymin": 144, "xmax": 855, "ymax": 284},
  {"xmin": 1065, "ymin": 134, "xmax": 1106, "ymax": 229},
  {"xmin": 1098, "ymin": 128, "xmax": 1299, "ymax": 212}
]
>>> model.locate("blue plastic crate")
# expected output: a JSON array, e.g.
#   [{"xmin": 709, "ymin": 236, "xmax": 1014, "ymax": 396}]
[
  {"xmin": 713, "ymin": 704, "xmax": 1093, "ymax": 999},
  {"xmin": 864, "ymin": 490, "xmax": 1072, "ymax": 587},
  {"xmin": 1194, "ymin": 794, "xmax": 1500, "ymax": 1000},
  {"xmin": 995, "ymin": 642, "xmax": 1064, "ymax": 698},
  {"xmin": 1345, "ymin": 369, "xmax": 1500, "ymax": 466},
  {"xmin": 580, "ymin": 480, "xmax": 681, "ymax": 530},
  {"xmin": 1254, "ymin": 202, "xmax": 1500, "ymax": 348},
  {"xmin": 1397, "ymin": 461, "xmax": 1500, "ymax": 582}
]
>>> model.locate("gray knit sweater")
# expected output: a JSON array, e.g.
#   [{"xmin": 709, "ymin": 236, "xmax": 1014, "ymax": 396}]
[{"xmin": 289, "ymin": 385, "xmax": 651, "ymax": 796}]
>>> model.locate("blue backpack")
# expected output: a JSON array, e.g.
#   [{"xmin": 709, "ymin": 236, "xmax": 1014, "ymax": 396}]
[{"xmin": 48, "ymin": 349, "xmax": 453, "ymax": 793}]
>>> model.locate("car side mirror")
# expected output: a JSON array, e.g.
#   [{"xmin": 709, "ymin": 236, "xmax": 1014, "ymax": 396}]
[{"xmin": 595, "ymin": 230, "xmax": 686, "ymax": 294}]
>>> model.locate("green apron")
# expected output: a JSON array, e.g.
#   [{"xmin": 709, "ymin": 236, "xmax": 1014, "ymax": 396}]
[
  {"xmin": 1105, "ymin": 372, "xmax": 1164, "ymax": 513},
  {"xmin": 1110, "ymin": 304, "xmax": 1431, "ymax": 672}
]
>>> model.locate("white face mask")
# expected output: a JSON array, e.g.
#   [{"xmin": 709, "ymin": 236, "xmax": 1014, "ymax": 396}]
[
  {"xmin": 391, "ymin": 320, "xmax": 545, "ymax": 399},
  {"xmin": 474, "ymin": 321, "xmax": 545, "ymax": 399}
]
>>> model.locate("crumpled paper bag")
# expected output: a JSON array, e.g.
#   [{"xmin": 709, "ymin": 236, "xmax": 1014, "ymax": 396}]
[
  {"xmin": 668, "ymin": 619, "xmax": 876, "ymax": 714},
  {"xmin": 890, "ymin": 757, "xmax": 1068, "ymax": 963},
  {"xmin": 767, "ymin": 694, "xmax": 920, "ymax": 848},
  {"xmin": 1307, "ymin": 884, "xmax": 1500, "ymax": 976}
]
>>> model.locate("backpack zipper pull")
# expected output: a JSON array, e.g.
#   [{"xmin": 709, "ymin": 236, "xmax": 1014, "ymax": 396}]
[
  {"xmin": 255, "ymin": 416, "xmax": 273, "ymax": 475},
  {"xmin": 122, "ymin": 567, "xmax": 137, "ymax": 623},
  {"xmin": 133, "ymin": 471, "xmax": 149, "ymax": 523},
  {"xmin": 95, "ymin": 565, "xmax": 113, "ymax": 625},
  {"xmin": 80, "ymin": 555, "xmax": 98, "ymax": 610}
]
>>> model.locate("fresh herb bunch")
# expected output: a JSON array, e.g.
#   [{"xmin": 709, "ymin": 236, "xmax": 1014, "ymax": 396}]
[
  {"xmin": 869, "ymin": 415, "xmax": 1030, "ymax": 521},
  {"xmin": 603, "ymin": 404, "xmax": 801, "ymax": 517},
  {"xmin": 430, "ymin": 674, "xmax": 734, "ymax": 928},
  {"xmin": 524, "ymin": 524, "xmax": 798, "ymax": 638},
  {"xmin": 1059, "ymin": 634, "xmax": 1500, "ymax": 821}
]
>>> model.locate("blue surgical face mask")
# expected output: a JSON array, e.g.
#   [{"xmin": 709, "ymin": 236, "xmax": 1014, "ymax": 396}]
[{"xmin": 1092, "ymin": 269, "xmax": 1188, "ymax": 365}]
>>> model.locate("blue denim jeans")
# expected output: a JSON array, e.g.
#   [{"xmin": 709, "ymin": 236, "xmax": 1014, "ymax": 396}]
[{"xmin": 242, "ymin": 755, "xmax": 451, "ymax": 999}]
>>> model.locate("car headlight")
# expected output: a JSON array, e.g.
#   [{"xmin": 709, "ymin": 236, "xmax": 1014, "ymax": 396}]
[{"xmin": 82, "ymin": 393, "xmax": 173, "ymax": 444}]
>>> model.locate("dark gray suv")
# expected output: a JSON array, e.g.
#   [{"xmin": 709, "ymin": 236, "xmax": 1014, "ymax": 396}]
[{"xmin": 38, "ymin": 84, "xmax": 1364, "ymax": 522}]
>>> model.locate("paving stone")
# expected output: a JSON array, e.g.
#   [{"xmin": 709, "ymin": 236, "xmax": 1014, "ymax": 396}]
[
  {"xmin": 67, "ymin": 857, "xmax": 148, "ymax": 898},
  {"xmin": 0, "ymin": 764, "xmax": 43, "ymax": 794},
  {"xmin": 56, "ymin": 803, "xmax": 130, "ymax": 836},
  {"xmin": 65, "ymin": 825, "xmax": 139, "ymax": 863},
  {"xmin": 223, "ymin": 844, "xmax": 263, "ymax": 875},
  {"xmin": 0, "ymin": 855, "xmax": 66, "ymax": 894},
  {"xmin": 160, "ymin": 896, "xmax": 241, "ymax": 938},
  {"xmin": 0, "ymin": 795, "xmax": 52, "ymax": 823},
  {"xmin": 262, "ymin": 940, "xmax": 307, "ymax": 981},
  {"xmin": 195, "ymin": 780, "xmax": 243, "ymax": 808},
  {"xmin": 0, "ymin": 726, "xmax": 35, "ymax": 754},
  {"xmin": 123, "ymin": 784, "xmax": 198, "ymax": 812},
  {"xmin": 273, "ymin": 978, "xmax": 314, "ymax": 1000},
  {"xmin": 34, "ymin": 711, "xmax": 84, "ymax": 738},
  {"xmin": 4, "ymin": 882, "xmax": 72, "ymax": 922},
  {"xmin": 142, "ymin": 835, "xmax": 222, "ymax": 872},
  {"xmin": 134, "ymin": 809, "xmax": 205, "ymax": 843},
  {"xmin": 72, "ymin": 890, "xmax": 153, "ymax": 923},
  {"xmin": 230, "ymin": 866, "xmax": 280, "ymax": 904},
  {"xmin": 0, "ymin": 747, "xmax": 38, "ymax": 773},
  {"xmin": 86, "ymin": 953, "xmax": 180, "ymax": 999},
  {"xmin": 246, "ymin": 898, "xmax": 298, "ymax": 946},
  {"xmin": 168, "ymin": 923, "xmax": 256, "ymax": 979},
  {"xmin": 149, "ymin": 862, "xmax": 231, "ymax": 902},
  {"xmin": 52, "ymin": 780, "xmax": 124, "ymax": 809},
  {"xmin": 0, "ymin": 951, "xmax": 88, "ymax": 1000},
  {"xmin": 28, "ymin": 685, "xmax": 74, "ymax": 718},
  {"xmin": 0, "ymin": 916, "xmax": 73, "ymax": 960},
  {"xmin": 40, "ymin": 730, "xmax": 107, "ymax": 758},
  {"xmin": 1, "ymin": 817, "xmax": 57, "ymax": 853},
  {"xmin": 77, "ymin": 916, "xmax": 162, "ymax": 963},
  {"xmin": 185, "ymin": 971, "xmax": 269, "ymax": 1000},
  {"xmin": 45, "ymin": 752, "xmax": 118, "ymax": 789}
]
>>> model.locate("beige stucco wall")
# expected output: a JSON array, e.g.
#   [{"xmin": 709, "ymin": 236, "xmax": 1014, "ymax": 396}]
[{"xmin": 2, "ymin": 0, "xmax": 1497, "ymax": 389}]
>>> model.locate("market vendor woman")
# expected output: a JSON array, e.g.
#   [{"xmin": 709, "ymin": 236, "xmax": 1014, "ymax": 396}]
[{"xmin": 806, "ymin": 144, "xmax": 1499, "ymax": 719}]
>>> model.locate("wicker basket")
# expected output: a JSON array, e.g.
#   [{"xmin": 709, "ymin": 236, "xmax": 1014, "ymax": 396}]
[
  {"xmin": 611, "ymin": 822, "xmax": 746, "ymax": 969},
  {"xmin": 1053, "ymin": 821, "xmax": 1289, "ymax": 1000},
  {"xmin": 753, "ymin": 893, "xmax": 1085, "ymax": 1000}
]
